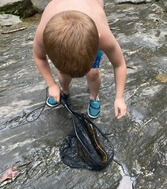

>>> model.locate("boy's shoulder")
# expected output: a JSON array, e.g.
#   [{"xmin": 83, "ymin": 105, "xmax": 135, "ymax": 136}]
[
  {"xmin": 35, "ymin": 0, "xmax": 111, "ymax": 49},
  {"xmin": 39, "ymin": 0, "xmax": 106, "ymax": 29}
]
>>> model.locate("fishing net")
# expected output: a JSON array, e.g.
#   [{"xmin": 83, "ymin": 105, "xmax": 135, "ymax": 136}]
[{"xmin": 59, "ymin": 95, "xmax": 114, "ymax": 171}]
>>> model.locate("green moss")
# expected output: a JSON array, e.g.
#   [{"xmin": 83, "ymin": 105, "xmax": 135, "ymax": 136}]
[{"xmin": 0, "ymin": 0, "xmax": 37, "ymax": 18}]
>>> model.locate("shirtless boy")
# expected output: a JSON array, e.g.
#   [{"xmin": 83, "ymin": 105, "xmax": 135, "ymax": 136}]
[{"xmin": 33, "ymin": 0, "xmax": 127, "ymax": 119}]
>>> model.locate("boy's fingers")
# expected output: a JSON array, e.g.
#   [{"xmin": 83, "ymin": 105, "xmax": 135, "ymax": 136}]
[
  {"xmin": 57, "ymin": 96, "xmax": 60, "ymax": 103},
  {"xmin": 53, "ymin": 97, "xmax": 57, "ymax": 103},
  {"xmin": 117, "ymin": 109, "xmax": 126, "ymax": 119},
  {"xmin": 115, "ymin": 108, "xmax": 122, "ymax": 119},
  {"xmin": 117, "ymin": 113, "xmax": 122, "ymax": 119},
  {"xmin": 115, "ymin": 107, "xmax": 118, "ymax": 117},
  {"xmin": 54, "ymin": 96, "xmax": 60, "ymax": 103}
]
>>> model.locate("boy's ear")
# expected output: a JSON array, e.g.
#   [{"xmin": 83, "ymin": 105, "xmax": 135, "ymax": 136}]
[{"xmin": 98, "ymin": 33, "xmax": 101, "ymax": 38}]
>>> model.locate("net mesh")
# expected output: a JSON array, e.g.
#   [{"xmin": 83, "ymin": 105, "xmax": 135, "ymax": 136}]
[{"xmin": 59, "ymin": 111, "xmax": 114, "ymax": 171}]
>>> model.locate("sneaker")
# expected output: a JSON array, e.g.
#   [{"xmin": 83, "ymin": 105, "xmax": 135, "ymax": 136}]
[
  {"xmin": 46, "ymin": 97, "xmax": 59, "ymax": 107},
  {"xmin": 46, "ymin": 93, "xmax": 69, "ymax": 107},
  {"xmin": 87, "ymin": 99, "xmax": 100, "ymax": 119}
]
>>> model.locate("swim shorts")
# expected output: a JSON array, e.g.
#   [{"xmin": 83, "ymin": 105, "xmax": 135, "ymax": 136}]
[{"xmin": 92, "ymin": 50, "xmax": 103, "ymax": 68}]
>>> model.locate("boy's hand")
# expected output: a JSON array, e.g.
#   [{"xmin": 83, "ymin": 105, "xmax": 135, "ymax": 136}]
[
  {"xmin": 114, "ymin": 98, "xmax": 127, "ymax": 119},
  {"xmin": 48, "ymin": 84, "xmax": 61, "ymax": 103}
]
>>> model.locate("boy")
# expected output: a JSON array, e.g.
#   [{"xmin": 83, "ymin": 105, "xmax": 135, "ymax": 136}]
[{"xmin": 33, "ymin": 0, "xmax": 127, "ymax": 119}]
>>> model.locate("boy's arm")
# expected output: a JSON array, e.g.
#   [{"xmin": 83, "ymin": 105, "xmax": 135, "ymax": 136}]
[
  {"xmin": 101, "ymin": 29, "xmax": 127, "ymax": 119},
  {"xmin": 33, "ymin": 27, "xmax": 61, "ymax": 102}
]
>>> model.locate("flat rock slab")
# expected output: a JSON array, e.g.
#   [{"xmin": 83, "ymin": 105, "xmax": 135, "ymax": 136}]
[
  {"xmin": 31, "ymin": 0, "xmax": 51, "ymax": 12},
  {"xmin": 115, "ymin": 0, "xmax": 153, "ymax": 3},
  {"xmin": 0, "ymin": 1, "xmax": 167, "ymax": 189},
  {"xmin": 0, "ymin": 14, "xmax": 22, "ymax": 26}
]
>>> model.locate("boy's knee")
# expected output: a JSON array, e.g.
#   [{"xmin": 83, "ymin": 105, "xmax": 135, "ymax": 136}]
[{"xmin": 86, "ymin": 69, "xmax": 100, "ymax": 81}]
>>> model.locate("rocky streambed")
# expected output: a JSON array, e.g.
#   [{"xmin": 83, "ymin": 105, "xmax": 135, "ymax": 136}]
[{"xmin": 0, "ymin": 0, "xmax": 167, "ymax": 189}]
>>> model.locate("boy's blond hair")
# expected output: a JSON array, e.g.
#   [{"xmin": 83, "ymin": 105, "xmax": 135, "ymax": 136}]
[{"xmin": 43, "ymin": 10, "xmax": 99, "ymax": 78}]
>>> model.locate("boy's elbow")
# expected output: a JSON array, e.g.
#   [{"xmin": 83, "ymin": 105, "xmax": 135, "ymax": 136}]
[
  {"xmin": 33, "ymin": 45, "xmax": 46, "ymax": 62},
  {"xmin": 107, "ymin": 48, "xmax": 126, "ymax": 68}
]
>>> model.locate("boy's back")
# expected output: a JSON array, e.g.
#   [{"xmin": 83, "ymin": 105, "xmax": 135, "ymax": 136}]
[{"xmin": 35, "ymin": 0, "xmax": 110, "ymax": 51}]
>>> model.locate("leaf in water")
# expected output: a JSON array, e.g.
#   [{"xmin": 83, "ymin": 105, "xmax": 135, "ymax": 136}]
[
  {"xmin": 155, "ymin": 73, "xmax": 167, "ymax": 83},
  {"xmin": 0, "ymin": 166, "xmax": 19, "ymax": 183}
]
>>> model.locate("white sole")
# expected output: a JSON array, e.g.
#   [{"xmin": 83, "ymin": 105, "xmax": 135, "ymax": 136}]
[
  {"xmin": 46, "ymin": 97, "xmax": 59, "ymax": 108},
  {"xmin": 87, "ymin": 105, "xmax": 100, "ymax": 119}
]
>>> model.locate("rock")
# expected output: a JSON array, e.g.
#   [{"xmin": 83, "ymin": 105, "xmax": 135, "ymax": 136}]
[
  {"xmin": 0, "ymin": 0, "xmax": 37, "ymax": 18},
  {"xmin": 117, "ymin": 176, "xmax": 134, "ymax": 189},
  {"xmin": 160, "ymin": 0, "xmax": 167, "ymax": 10},
  {"xmin": 0, "ymin": 0, "xmax": 22, "ymax": 7},
  {"xmin": 0, "ymin": 14, "xmax": 22, "ymax": 26},
  {"xmin": 31, "ymin": 0, "xmax": 51, "ymax": 12},
  {"xmin": 0, "ymin": 0, "xmax": 167, "ymax": 189},
  {"xmin": 115, "ymin": 0, "xmax": 153, "ymax": 4}
]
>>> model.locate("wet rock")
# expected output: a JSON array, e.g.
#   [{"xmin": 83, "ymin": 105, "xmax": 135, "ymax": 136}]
[
  {"xmin": 0, "ymin": 0, "xmax": 21, "ymax": 7},
  {"xmin": 0, "ymin": 0, "xmax": 167, "ymax": 189},
  {"xmin": 117, "ymin": 175, "xmax": 134, "ymax": 189},
  {"xmin": 159, "ymin": 0, "xmax": 167, "ymax": 10},
  {"xmin": 115, "ymin": 0, "xmax": 153, "ymax": 4},
  {"xmin": 31, "ymin": 0, "xmax": 51, "ymax": 12},
  {"xmin": 0, "ymin": 14, "xmax": 22, "ymax": 26},
  {"xmin": 0, "ymin": 0, "xmax": 37, "ymax": 18}
]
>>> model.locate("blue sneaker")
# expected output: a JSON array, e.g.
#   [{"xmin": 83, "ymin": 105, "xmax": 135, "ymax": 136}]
[
  {"xmin": 46, "ymin": 93, "xmax": 69, "ymax": 107},
  {"xmin": 87, "ymin": 99, "xmax": 100, "ymax": 119},
  {"xmin": 46, "ymin": 97, "xmax": 59, "ymax": 107}
]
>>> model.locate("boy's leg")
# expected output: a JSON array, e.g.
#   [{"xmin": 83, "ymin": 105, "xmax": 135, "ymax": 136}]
[
  {"xmin": 86, "ymin": 68, "xmax": 101, "ymax": 118},
  {"xmin": 86, "ymin": 68, "xmax": 101, "ymax": 100},
  {"xmin": 86, "ymin": 50, "xmax": 103, "ymax": 118},
  {"xmin": 57, "ymin": 70, "xmax": 72, "ymax": 95}
]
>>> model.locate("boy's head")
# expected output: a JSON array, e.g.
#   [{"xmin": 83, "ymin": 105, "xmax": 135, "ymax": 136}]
[{"xmin": 43, "ymin": 10, "xmax": 99, "ymax": 78}]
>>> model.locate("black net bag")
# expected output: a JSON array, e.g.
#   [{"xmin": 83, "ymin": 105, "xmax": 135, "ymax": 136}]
[{"xmin": 59, "ymin": 96, "xmax": 114, "ymax": 171}]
